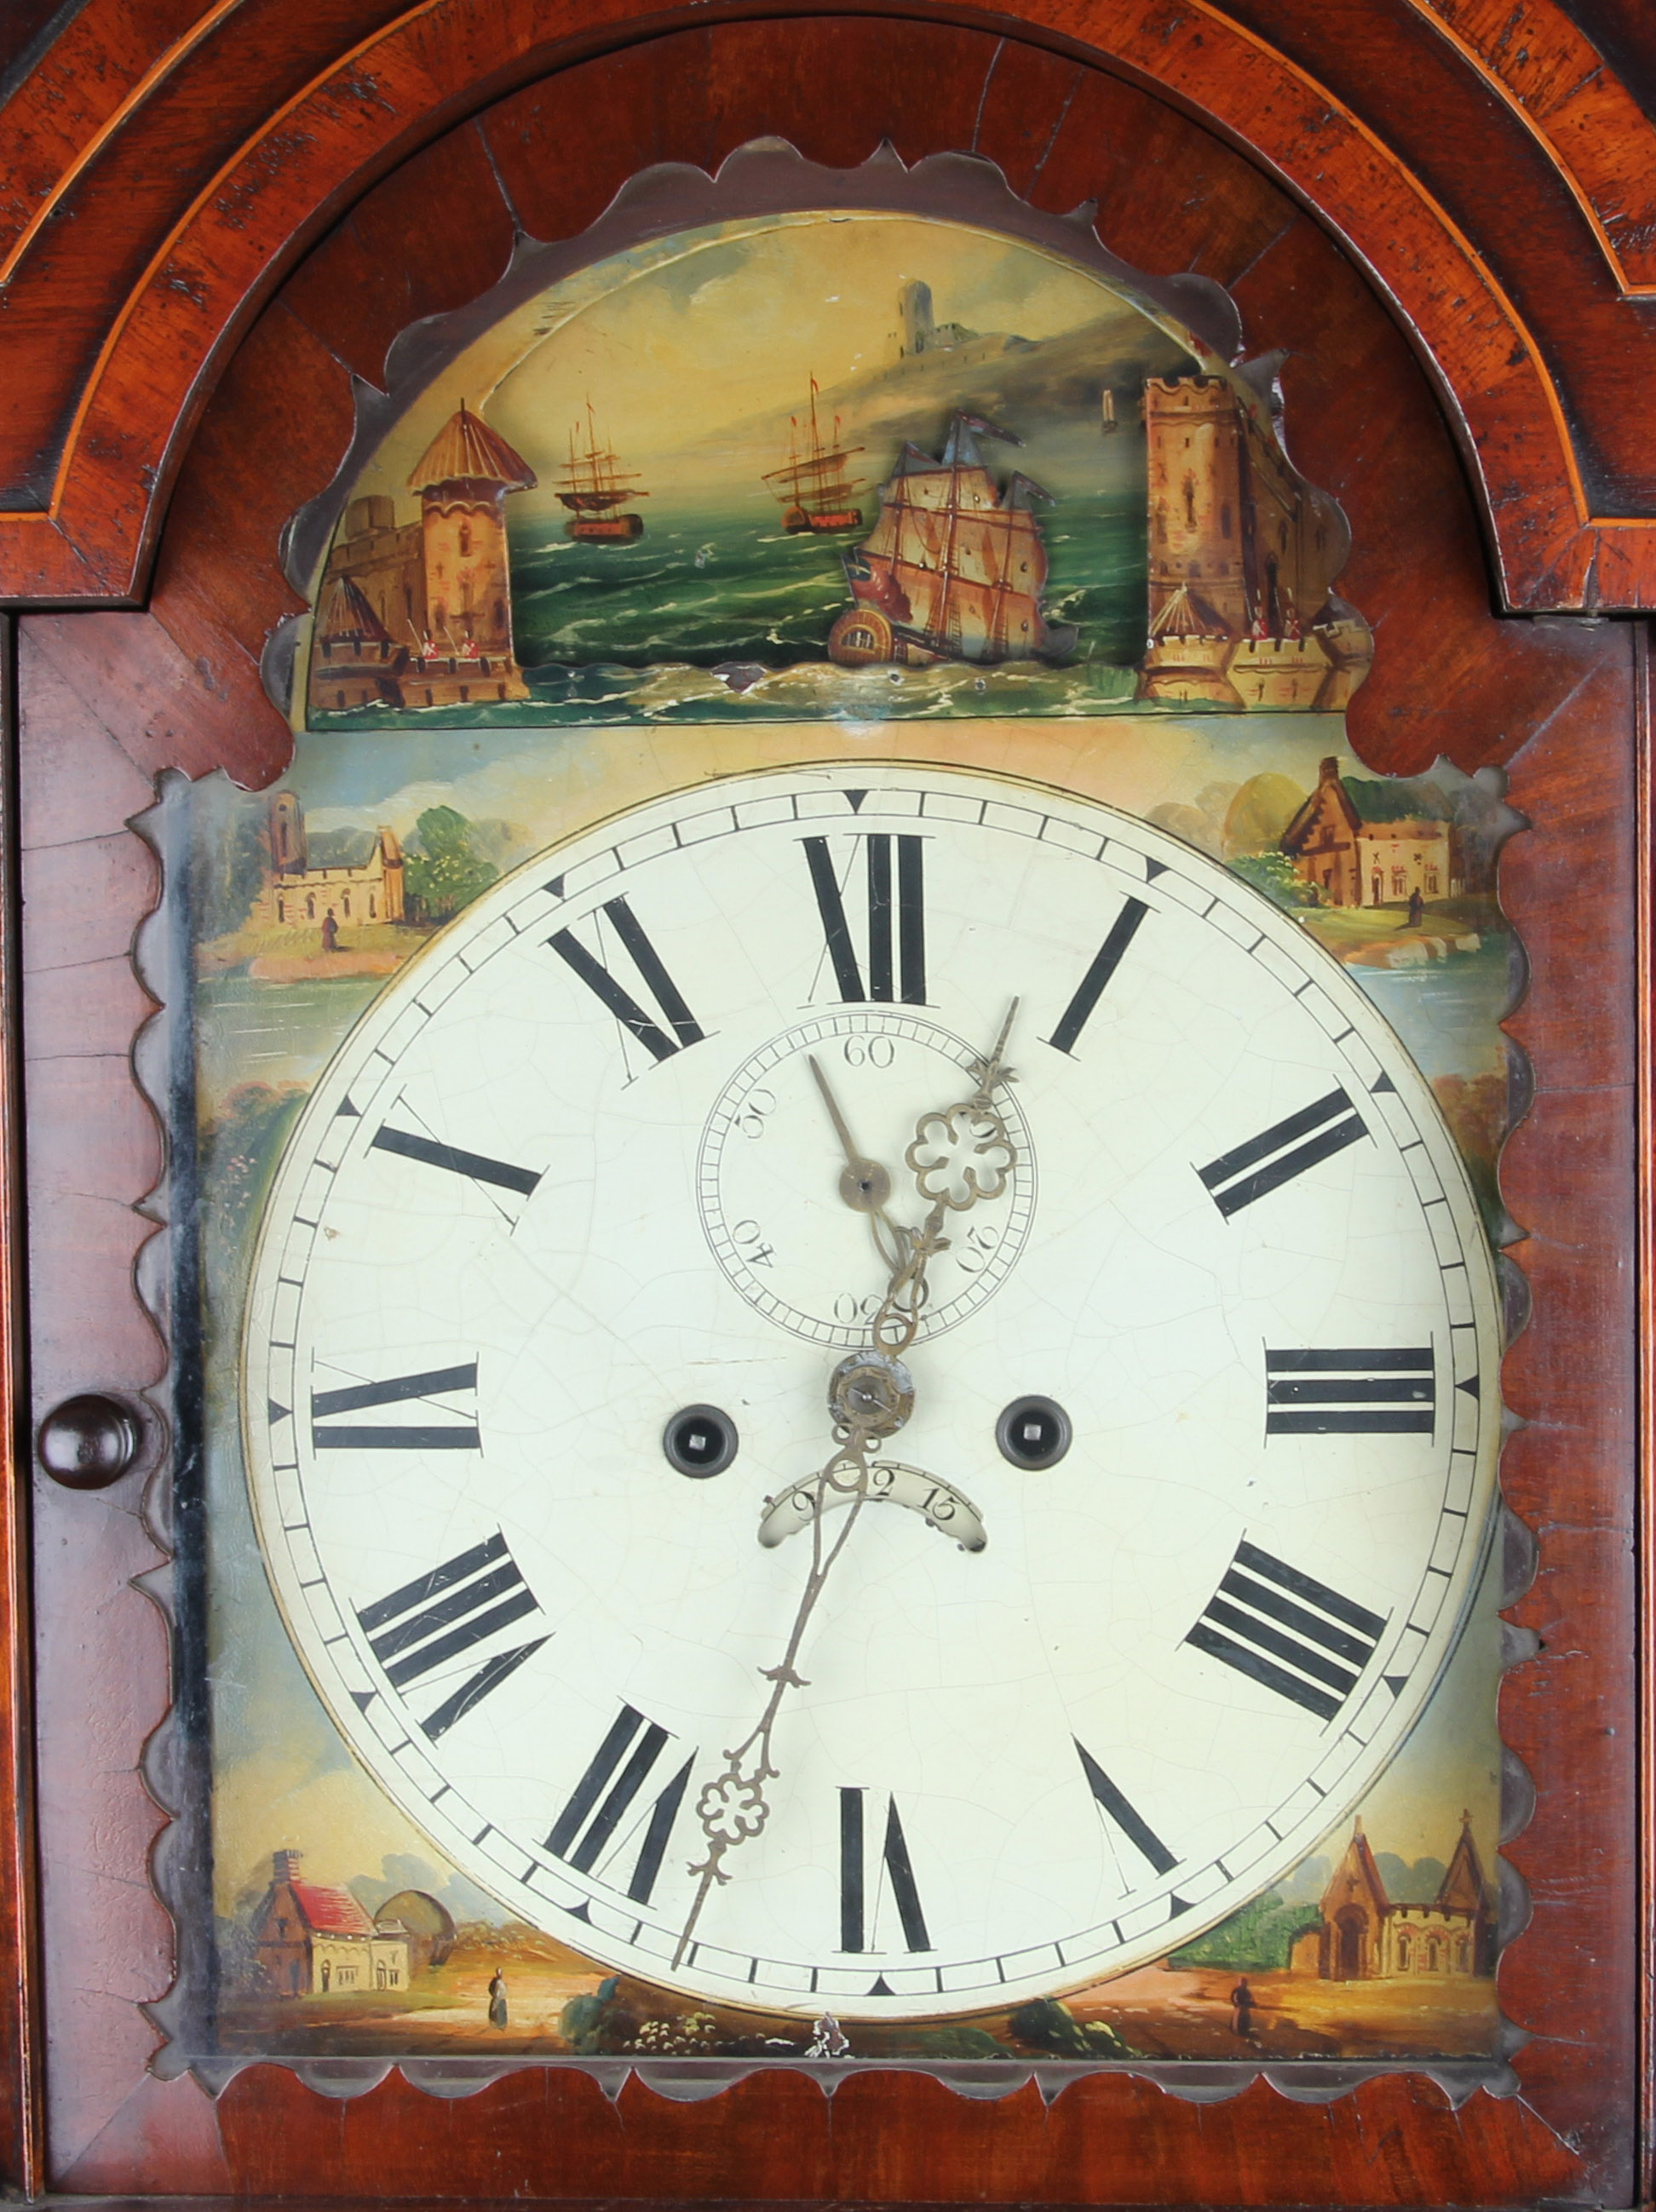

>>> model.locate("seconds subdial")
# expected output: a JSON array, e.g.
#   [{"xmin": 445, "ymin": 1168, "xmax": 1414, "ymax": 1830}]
[{"xmin": 698, "ymin": 1010, "xmax": 1037, "ymax": 1348}]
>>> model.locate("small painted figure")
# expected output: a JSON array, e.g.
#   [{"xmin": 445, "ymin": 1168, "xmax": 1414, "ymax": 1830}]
[
  {"xmin": 1406, "ymin": 887, "xmax": 1425, "ymax": 927},
  {"xmin": 1230, "ymin": 1976, "xmax": 1255, "ymax": 2039},
  {"xmin": 488, "ymin": 1968, "xmax": 508, "ymax": 2029},
  {"xmin": 321, "ymin": 907, "xmax": 339, "ymax": 954}
]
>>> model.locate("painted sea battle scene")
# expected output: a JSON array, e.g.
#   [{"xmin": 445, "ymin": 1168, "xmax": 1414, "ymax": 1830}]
[
  {"xmin": 296, "ymin": 210, "xmax": 1369, "ymax": 730},
  {"xmin": 170, "ymin": 203, "xmax": 1521, "ymax": 2072}
]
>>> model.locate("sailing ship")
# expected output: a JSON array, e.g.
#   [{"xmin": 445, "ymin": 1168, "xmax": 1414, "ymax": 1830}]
[
  {"xmin": 763, "ymin": 380, "xmax": 864, "ymax": 533},
  {"xmin": 555, "ymin": 402, "xmax": 647, "ymax": 541},
  {"xmin": 827, "ymin": 414, "xmax": 1077, "ymax": 667},
  {"xmin": 1101, "ymin": 387, "xmax": 1118, "ymax": 434}
]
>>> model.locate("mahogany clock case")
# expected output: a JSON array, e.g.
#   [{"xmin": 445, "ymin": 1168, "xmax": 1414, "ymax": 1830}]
[{"xmin": 0, "ymin": 4, "xmax": 1647, "ymax": 2208}]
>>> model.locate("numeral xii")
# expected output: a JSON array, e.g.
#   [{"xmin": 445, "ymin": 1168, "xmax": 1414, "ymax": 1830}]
[{"xmin": 804, "ymin": 835, "xmax": 926, "ymax": 1004}]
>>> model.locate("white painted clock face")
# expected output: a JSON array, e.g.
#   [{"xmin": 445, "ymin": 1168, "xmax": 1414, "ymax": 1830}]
[{"xmin": 242, "ymin": 761, "xmax": 1501, "ymax": 2022}]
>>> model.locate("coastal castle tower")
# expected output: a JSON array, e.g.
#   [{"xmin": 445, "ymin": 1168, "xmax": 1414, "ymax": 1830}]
[
  {"xmin": 899, "ymin": 280, "xmax": 935, "ymax": 357},
  {"xmin": 409, "ymin": 402, "xmax": 536, "ymax": 659},
  {"xmin": 306, "ymin": 401, "xmax": 537, "ymax": 717},
  {"xmin": 1137, "ymin": 375, "xmax": 1372, "ymax": 712}
]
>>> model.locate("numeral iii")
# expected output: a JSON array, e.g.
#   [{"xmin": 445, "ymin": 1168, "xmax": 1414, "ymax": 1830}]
[{"xmin": 1266, "ymin": 1347, "xmax": 1435, "ymax": 1436}]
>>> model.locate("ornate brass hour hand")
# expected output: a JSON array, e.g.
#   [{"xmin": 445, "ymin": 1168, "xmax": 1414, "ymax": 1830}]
[
  {"xmin": 904, "ymin": 1000, "xmax": 1021, "ymax": 1215},
  {"xmin": 673, "ymin": 1408, "xmax": 882, "ymax": 1968}
]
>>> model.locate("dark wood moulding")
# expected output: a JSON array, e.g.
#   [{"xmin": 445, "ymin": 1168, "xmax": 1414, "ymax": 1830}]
[{"xmin": 0, "ymin": 4, "xmax": 1647, "ymax": 2205}]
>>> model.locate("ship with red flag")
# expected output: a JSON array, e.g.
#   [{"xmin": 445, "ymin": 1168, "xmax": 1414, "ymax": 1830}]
[
  {"xmin": 827, "ymin": 414, "xmax": 1076, "ymax": 667},
  {"xmin": 763, "ymin": 380, "xmax": 865, "ymax": 534},
  {"xmin": 555, "ymin": 401, "xmax": 648, "ymax": 541}
]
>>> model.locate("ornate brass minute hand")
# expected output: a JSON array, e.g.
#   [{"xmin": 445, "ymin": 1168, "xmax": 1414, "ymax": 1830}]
[
  {"xmin": 672, "ymin": 1077, "xmax": 967, "ymax": 1967},
  {"xmin": 670, "ymin": 1016, "xmax": 1022, "ymax": 1966},
  {"xmin": 673, "ymin": 1377, "xmax": 898, "ymax": 1967}
]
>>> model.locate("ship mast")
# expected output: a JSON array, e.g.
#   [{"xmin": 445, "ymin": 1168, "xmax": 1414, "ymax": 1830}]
[
  {"xmin": 555, "ymin": 399, "xmax": 647, "ymax": 513},
  {"xmin": 762, "ymin": 376, "xmax": 864, "ymax": 521}
]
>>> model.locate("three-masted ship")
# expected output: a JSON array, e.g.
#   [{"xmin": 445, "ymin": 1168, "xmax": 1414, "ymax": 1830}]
[
  {"xmin": 763, "ymin": 380, "xmax": 864, "ymax": 533},
  {"xmin": 827, "ymin": 414, "xmax": 1076, "ymax": 667},
  {"xmin": 555, "ymin": 401, "xmax": 647, "ymax": 541}
]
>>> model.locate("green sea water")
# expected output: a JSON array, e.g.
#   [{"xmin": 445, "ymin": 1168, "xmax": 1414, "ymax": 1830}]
[{"xmin": 312, "ymin": 490, "xmax": 1152, "ymax": 730}]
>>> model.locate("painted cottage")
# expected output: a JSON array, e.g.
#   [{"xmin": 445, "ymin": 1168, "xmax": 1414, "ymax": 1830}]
[
  {"xmin": 1279, "ymin": 756, "xmax": 1459, "ymax": 910},
  {"xmin": 252, "ymin": 1850, "xmax": 411, "ymax": 1998}
]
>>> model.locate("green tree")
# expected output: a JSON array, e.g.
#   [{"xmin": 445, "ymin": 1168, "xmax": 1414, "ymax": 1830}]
[
  {"xmin": 198, "ymin": 800, "xmax": 271, "ymax": 938},
  {"xmin": 1169, "ymin": 1890, "xmax": 1323, "ymax": 1971},
  {"xmin": 1229, "ymin": 850, "xmax": 1320, "ymax": 910},
  {"xmin": 404, "ymin": 806, "xmax": 498, "ymax": 922},
  {"xmin": 1223, "ymin": 772, "xmax": 1307, "ymax": 857}
]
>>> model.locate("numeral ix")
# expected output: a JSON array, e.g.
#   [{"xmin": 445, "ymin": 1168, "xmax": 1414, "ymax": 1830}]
[
  {"xmin": 357, "ymin": 1531, "xmax": 547, "ymax": 1740},
  {"xmin": 1186, "ymin": 1539, "xmax": 1387, "ymax": 1722}
]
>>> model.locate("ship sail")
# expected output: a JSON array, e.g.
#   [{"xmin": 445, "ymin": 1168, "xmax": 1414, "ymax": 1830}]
[
  {"xmin": 555, "ymin": 402, "xmax": 648, "ymax": 539},
  {"xmin": 828, "ymin": 413, "xmax": 1076, "ymax": 667},
  {"xmin": 763, "ymin": 379, "xmax": 864, "ymax": 533}
]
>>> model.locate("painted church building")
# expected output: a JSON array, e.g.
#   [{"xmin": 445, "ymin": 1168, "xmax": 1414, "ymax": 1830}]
[{"xmin": 1292, "ymin": 1815, "xmax": 1497, "ymax": 1981}]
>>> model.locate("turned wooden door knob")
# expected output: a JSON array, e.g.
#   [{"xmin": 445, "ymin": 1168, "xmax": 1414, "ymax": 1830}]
[{"xmin": 36, "ymin": 1395, "xmax": 142, "ymax": 1489}]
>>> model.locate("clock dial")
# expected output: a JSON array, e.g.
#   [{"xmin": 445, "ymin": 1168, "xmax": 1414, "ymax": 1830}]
[{"xmin": 242, "ymin": 761, "xmax": 1501, "ymax": 2020}]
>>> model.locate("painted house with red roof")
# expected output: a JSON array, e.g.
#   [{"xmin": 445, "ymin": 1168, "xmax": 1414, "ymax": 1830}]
[{"xmin": 253, "ymin": 1850, "xmax": 411, "ymax": 1998}]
